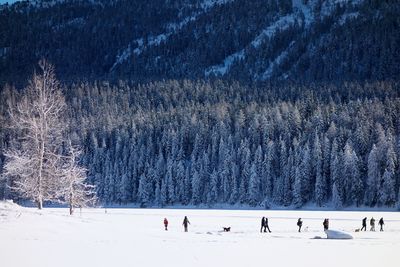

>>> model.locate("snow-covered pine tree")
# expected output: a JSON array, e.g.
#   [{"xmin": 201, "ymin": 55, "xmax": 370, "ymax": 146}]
[
  {"xmin": 160, "ymin": 178, "xmax": 168, "ymax": 207},
  {"xmin": 263, "ymin": 141, "xmax": 275, "ymax": 200},
  {"xmin": 138, "ymin": 173, "xmax": 152, "ymax": 207},
  {"xmin": 378, "ymin": 142, "xmax": 397, "ymax": 206},
  {"xmin": 164, "ymin": 158, "xmax": 175, "ymax": 204},
  {"xmin": 331, "ymin": 141, "xmax": 343, "ymax": 209},
  {"xmin": 283, "ymin": 148, "xmax": 294, "ymax": 206},
  {"xmin": 292, "ymin": 164, "xmax": 303, "ymax": 208},
  {"xmin": 248, "ymin": 163, "xmax": 260, "ymax": 206},
  {"xmin": 229, "ymin": 162, "xmax": 239, "ymax": 204},
  {"xmin": 349, "ymin": 150, "xmax": 363, "ymax": 207},
  {"xmin": 207, "ymin": 169, "xmax": 219, "ymax": 204},
  {"xmin": 300, "ymin": 143, "xmax": 312, "ymax": 203},
  {"xmin": 191, "ymin": 170, "xmax": 201, "ymax": 205},
  {"xmin": 343, "ymin": 142, "xmax": 362, "ymax": 205},
  {"xmin": 273, "ymin": 139, "xmax": 286, "ymax": 204},
  {"xmin": 365, "ymin": 144, "xmax": 380, "ymax": 206},
  {"xmin": 313, "ymin": 134, "xmax": 324, "ymax": 206}
]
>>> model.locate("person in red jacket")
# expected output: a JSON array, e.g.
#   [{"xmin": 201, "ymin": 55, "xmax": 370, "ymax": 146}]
[{"xmin": 164, "ymin": 218, "xmax": 169, "ymax": 231}]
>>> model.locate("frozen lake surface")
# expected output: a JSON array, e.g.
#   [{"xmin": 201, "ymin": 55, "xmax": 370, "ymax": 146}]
[{"xmin": 1, "ymin": 202, "xmax": 399, "ymax": 267}]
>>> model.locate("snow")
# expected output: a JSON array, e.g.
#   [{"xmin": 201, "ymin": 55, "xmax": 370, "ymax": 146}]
[
  {"xmin": 1, "ymin": 201, "xmax": 399, "ymax": 267},
  {"xmin": 200, "ymin": 0, "xmax": 233, "ymax": 10},
  {"xmin": 205, "ymin": 50, "xmax": 244, "ymax": 76},
  {"xmin": 325, "ymin": 229, "xmax": 353, "ymax": 239},
  {"xmin": 251, "ymin": 15, "xmax": 300, "ymax": 49},
  {"xmin": 338, "ymin": 11, "xmax": 360, "ymax": 25},
  {"xmin": 260, "ymin": 41, "xmax": 295, "ymax": 80},
  {"xmin": 111, "ymin": 0, "xmax": 234, "ymax": 73},
  {"xmin": 292, "ymin": 0, "xmax": 314, "ymax": 26},
  {"xmin": 205, "ymin": 15, "xmax": 300, "ymax": 77}
]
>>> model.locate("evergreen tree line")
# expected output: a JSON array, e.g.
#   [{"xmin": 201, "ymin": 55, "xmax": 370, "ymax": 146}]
[{"xmin": 1, "ymin": 80, "xmax": 400, "ymax": 208}]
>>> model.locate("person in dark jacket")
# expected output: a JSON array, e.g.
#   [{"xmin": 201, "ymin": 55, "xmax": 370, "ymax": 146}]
[
  {"xmin": 164, "ymin": 218, "xmax": 169, "ymax": 231},
  {"xmin": 323, "ymin": 218, "xmax": 329, "ymax": 231},
  {"xmin": 260, "ymin": 217, "xmax": 266, "ymax": 233},
  {"xmin": 379, "ymin": 217, "xmax": 384, "ymax": 231},
  {"xmin": 370, "ymin": 217, "xmax": 375, "ymax": 231},
  {"xmin": 361, "ymin": 217, "xmax": 367, "ymax": 231},
  {"xmin": 297, "ymin": 218, "xmax": 303, "ymax": 232},
  {"xmin": 183, "ymin": 216, "xmax": 190, "ymax": 232},
  {"xmin": 264, "ymin": 217, "xmax": 271, "ymax": 233}
]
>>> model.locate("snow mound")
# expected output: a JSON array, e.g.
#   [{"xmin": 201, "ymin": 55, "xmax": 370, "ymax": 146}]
[
  {"xmin": 0, "ymin": 200, "xmax": 22, "ymax": 222},
  {"xmin": 325, "ymin": 229, "xmax": 353, "ymax": 239}
]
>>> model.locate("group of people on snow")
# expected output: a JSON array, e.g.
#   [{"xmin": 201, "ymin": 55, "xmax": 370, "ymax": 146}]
[
  {"xmin": 163, "ymin": 216, "xmax": 385, "ymax": 233},
  {"xmin": 262, "ymin": 217, "xmax": 385, "ymax": 233},
  {"xmin": 361, "ymin": 217, "xmax": 384, "ymax": 232}
]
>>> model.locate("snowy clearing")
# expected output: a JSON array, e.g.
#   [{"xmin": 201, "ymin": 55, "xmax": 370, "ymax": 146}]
[{"xmin": 0, "ymin": 202, "xmax": 399, "ymax": 267}]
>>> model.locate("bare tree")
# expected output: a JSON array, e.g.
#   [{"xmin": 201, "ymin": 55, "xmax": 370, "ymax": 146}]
[
  {"xmin": 58, "ymin": 141, "xmax": 97, "ymax": 215},
  {"xmin": 2, "ymin": 60, "xmax": 66, "ymax": 209}
]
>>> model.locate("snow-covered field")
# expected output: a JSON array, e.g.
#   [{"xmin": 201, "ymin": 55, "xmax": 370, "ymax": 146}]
[{"xmin": 1, "ymin": 201, "xmax": 399, "ymax": 267}]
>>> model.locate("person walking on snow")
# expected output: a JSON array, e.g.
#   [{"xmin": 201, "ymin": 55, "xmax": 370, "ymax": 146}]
[
  {"xmin": 323, "ymin": 218, "xmax": 329, "ymax": 231},
  {"xmin": 361, "ymin": 217, "xmax": 367, "ymax": 231},
  {"xmin": 164, "ymin": 218, "xmax": 169, "ymax": 231},
  {"xmin": 297, "ymin": 218, "xmax": 303, "ymax": 232},
  {"xmin": 183, "ymin": 216, "xmax": 190, "ymax": 232},
  {"xmin": 379, "ymin": 218, "xmax": 384, "ymax": 231},
  {"xmin": 370, "ymin": 217, "xmax": 375, "ymax": 231},
  {"xmin": 264, "ymin": 217, "xmax": 272, "ymax": 233},
  {"xmin": 260, "ymin": 217, "xmax": 266, "ymax": 233}
]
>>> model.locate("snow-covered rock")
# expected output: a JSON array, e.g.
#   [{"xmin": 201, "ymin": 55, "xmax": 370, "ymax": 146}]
[{"xmin": 325, "ymin": 229, "xmax": 354, "ymax": 239}]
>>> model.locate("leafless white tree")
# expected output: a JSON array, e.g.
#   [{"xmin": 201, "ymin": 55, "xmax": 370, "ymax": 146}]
[
  {"xmin": 58, "ymin": 141, "xmax": 97, "ymax": 215},
  {"xmin": 2, "ymin": 60, "xmax": 67, "ymax": 209}
]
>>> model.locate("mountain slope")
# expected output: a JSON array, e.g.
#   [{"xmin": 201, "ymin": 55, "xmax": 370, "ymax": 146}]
[{"xmin": 0, "ymin": 0, "xmax": 399, "ymax": 83}]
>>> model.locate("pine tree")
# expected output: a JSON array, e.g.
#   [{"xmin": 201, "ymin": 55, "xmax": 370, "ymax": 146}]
[
  {"xmin": 366, "ymin": 144, "xmax": 380, "ymax": 206},
  {"xmin": 138, "ymin": 174, "xmax": 152, "ymax": 207},
  {"xmin": 300, "ymin": 143, "xmax": 312, "ymax": 203},
  {"xmin": 331, "ymin": 147, "xmax": 343, "ymax": 209},
  {"xmin": 378, "ymin": 143, "xmax": 396, "ymax": 206},
  {"xmin": 314, "ymin": 134, "xmax": 325, "ymax": 206},
  {"xmin": 160, "ymin": 179, "xmax": 168, "ymax": 207},
  {"xmin": 191, "ymin": 170, "xmax": 201, "ymax": 205},
  {"xmin": 248, "ymin": 163, "xmax": 261, "ymax": 206},
  {"xmin": 208, "ymin": 170, "xmax": 219, "ymax": 204},
  {"xmin": 292, "ymin": 165, "xmax": 302, "ymax": 208}
]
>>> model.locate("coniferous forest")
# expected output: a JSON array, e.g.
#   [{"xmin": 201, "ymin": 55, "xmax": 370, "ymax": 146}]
[
  {"xmin": 1, "ymin": 0, "xmax": 400, "ymax": 209},
  {"xmin": 1, "ymin": 80, "xmax": 399, "ymax": 208}
]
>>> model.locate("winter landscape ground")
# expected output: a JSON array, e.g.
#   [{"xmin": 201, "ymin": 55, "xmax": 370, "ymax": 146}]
[{"xmin": 0, "ymin": 201, "xmax": 399, "ymax": 267}]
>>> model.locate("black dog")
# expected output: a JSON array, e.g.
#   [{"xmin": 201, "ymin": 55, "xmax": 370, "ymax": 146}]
[{"xmin": 223, "ymin": 227, "xmax": 231, "ymax": 232}]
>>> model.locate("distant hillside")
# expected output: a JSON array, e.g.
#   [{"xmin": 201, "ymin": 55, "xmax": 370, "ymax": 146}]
[{"xmin": 0, "ymin": 0, "xmax": 399, "ymax": 83}]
